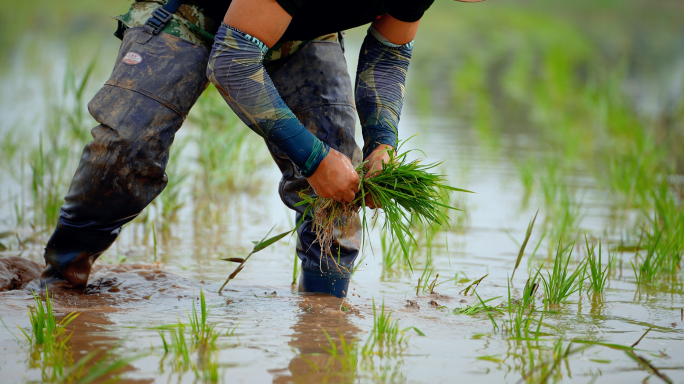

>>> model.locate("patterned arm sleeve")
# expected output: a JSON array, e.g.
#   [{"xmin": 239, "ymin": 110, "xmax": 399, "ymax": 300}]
[
  {"xmin": 207, "ymin": 24, "xmax": 329, "ymax": 177},
  {"xmin": 355, "ymin": 26, "xmax": 413, "ymax": 159}
]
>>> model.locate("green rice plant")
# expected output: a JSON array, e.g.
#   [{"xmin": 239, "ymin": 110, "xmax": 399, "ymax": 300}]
[
  {"xmin": 459, "ymin": 273, "xmax": 488, "ymax": 296},
  {"xmin": 362, "ymin": 299, "xmax": 408, "ymax": 356},
  {"xmin": 219, "ymin": 223, "xmax": 298, "ymax": 293},
  {"xmin": 226, "ymin": 321, "xmax": 240, "ymax": 337},
  {"xmin": 540, "ymin": 242, "xmax": 587, "ymax": 305},
  {"xmin": 516, "ymin": 157, "xmax": 537, "ymax": 203},
  {"xmin": 189, "ymin": 84, "xmax": 267, "ymax": 196},
  {"xmin": 503, "ymin": 270, "xmax": 560, "ymax": 341},
  {"xmin": 29, "ymin": 134, "xmax": 70, "ymax": 232},
  {"xmin": 298, "ymin": 141, "xmax": 470, "ymax": 272},
  {"xmin": 291, "ymin": 248, "xmax": 299, "ymax": 286},
  {"xmin": 380, "ymin": 229, "xmax": 404, "ymax": 276},
  {"xmin": 453, "ymin": 295, "xmax": 503, "ymax": 317},
  {"xmin": 19, "ymin": 288, "xmax": 79, "ymax": 346},
  {"xmin": 584, "ymin": 236, "xmax": 614, "ymax": 293},
  {"xmin": 0, "ymin": 127, "xmax": 25, "ymax": 174},
  {"xmin": 416, "ymin": 258, "xmax": 434, "ymax": 294},
  {"xmin": 631, "ymin": 184, "xmax": 684, "ymax": 285},
  {"xmin": 62, "ymin": 54, "xmax": 99, "ymax": 145},
  {"xmin": 505, "ymin": 275, "xmax": 536, "ymax": 339},
  {"xmin": 511, "ymin": 210, "xmax": 539, "ymax": 280},
  {"xmin": 154, "ymin": 141, "xmax": 189, "ymax": 234},
  {"xmin": 162, "ymin": 321, "xmax": 193, "ymax": 373},
  {"xmin": 157, "ymin": 293, "xmax": 225, "ymax": 379},
  {"xmin": 186, "ymin": 289, "xmax": 219, "ymax": 347},
  {"xmin": 13, "ymin": 288, "xmax": 119, "ymax": 383}
]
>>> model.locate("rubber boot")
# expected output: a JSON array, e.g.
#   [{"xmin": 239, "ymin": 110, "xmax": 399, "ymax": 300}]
[{"xmin": 41, "ymin": 222, "xmax": 119, "ymax": 288}]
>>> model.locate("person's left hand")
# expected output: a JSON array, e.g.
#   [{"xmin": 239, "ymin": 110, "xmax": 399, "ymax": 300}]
[{"xmin": 363, "ymin": 144, "xmax": 393, "ymax": 209}]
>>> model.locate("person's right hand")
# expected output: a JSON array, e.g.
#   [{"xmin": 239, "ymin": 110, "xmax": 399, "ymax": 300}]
[{"xmin": 306, "ymin": 148, "xmax": 360, "ymax": 203}]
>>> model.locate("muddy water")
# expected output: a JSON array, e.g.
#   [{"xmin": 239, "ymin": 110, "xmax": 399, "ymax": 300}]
[
  {"xmin": 2, "ymin": 17, "xmax": 684, "ymax": 384},
  {"xmin": 1, "ymin": 107, "xmax": 683, "ymax": 383}
]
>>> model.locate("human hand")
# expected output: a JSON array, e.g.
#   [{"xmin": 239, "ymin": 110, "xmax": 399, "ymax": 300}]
[
  {"xmin": 306, "ymin": 148, "xmax": 360, "ymax": 203},
  {"xmin": 363, "ymin": 144, "xmax": 393, "ymax": 209}
]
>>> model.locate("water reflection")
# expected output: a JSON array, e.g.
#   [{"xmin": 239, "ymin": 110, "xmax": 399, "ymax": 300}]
[{"xmin": 272, "ymin": 294, "xmax": 361, "ymax": 384}]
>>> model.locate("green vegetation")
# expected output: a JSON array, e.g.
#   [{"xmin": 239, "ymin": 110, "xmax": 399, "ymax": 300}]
[
  {"xmin": 364, "ymin": 299, "xmax": 408, "ymax": 355},
  {"xmin": 12, "ymin": 289, "xmax": 140, "ymax": 383},
  {"xmin": 313, "ymin": 298, "xmax": 419, "ymax": 382},
  {"xmin": 585, "ymin": 237, "xmax": 614, "ymax": 294},
  {"xmin": 1, "ymin": 0, "xmax": 683, "ymax": 382},
  {"xmin": 157, "ymin": 290, "xmax": 224, "ymax": 380},
  {"xmin": 299, "ymin": 143, "xmax": 470, "ymax": 272},
  {"xmin": 540, "ymin": 242, "xmax": 587, "ymax": 305}
]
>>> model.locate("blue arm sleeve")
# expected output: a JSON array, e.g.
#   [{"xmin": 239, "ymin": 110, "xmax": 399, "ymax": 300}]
[
  {"xmin": 207, "ymin": 24, "xmax": 329, "ymax": 177},
  {"xmin": 355, "ymin": 26, "xmax": 413, "ymax": 159}
]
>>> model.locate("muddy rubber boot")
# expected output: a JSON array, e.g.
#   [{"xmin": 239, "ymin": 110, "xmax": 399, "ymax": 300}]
[
  {"xmin": 294, "ymin": 211, "xmax": 360, "ymax": 299},
  {"xmin": 298, "ymin": 269, "xmax": 350, "ymax": 298},
  {"xmin": 41, "ymin": 222, "xmax": 118, "ymax": 289}
]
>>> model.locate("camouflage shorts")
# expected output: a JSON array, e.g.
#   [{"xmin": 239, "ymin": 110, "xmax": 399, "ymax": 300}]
[{"xmin": 114, "ymin": 0, "xmax": 340, "ymax": 66}]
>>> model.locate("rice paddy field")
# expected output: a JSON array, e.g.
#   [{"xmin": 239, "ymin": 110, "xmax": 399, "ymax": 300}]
[{"xmin": 1, "ymin": 0, "xmax": 684, "ymax": 382}]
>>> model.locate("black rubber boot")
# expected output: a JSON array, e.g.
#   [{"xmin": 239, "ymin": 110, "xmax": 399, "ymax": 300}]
[{"xmin": 41, "ymin": 222, "xmax": 119, "ymax": 288}]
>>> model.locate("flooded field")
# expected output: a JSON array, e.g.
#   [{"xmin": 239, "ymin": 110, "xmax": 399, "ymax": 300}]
[{"xmin": 1, "ymin": 0, "xmax": 684, "ymax": 383}]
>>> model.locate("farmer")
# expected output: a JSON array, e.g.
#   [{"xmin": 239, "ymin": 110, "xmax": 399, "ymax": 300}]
[{"xmin": 40, "ymin": 0, "xmax": 447, "ymax": 298}]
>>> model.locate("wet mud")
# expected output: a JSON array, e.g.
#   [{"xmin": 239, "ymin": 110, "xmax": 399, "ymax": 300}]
[{"xmin": 0, "ymin": 257, "xmax": 43, "ymax": 291}]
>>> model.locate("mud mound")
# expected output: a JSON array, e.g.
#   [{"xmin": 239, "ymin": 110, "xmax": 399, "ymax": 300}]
[
  {"xmin": 0, "ymin": 257, "xmax": 43, "ymax": 291},
  {"xmin": 24, "ymin": 262, "xmax": 206, "ymax": 309}
]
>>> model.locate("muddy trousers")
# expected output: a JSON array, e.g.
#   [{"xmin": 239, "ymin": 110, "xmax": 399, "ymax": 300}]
[{"xmin": 43, "ymin": 28, "xmax": 362, "ymax": 297}]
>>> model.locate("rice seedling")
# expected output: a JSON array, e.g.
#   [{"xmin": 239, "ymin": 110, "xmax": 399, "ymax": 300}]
[
  {"xmin": 154, "ymin": 141, "xmax": 189, "ymax": 234},
  {"xmin": 362, "ymin": 299, "xmax": 408, "ymax": 356},
  {"xmin": 19, "ymin": 288, "xmax": 79, "ymax": 346},
  {"xmin": 15, "ymin": 288, "xmax": 136, "ymax": 382},
  {"xmin": 186, "ymin": 289, "xmax": 219, "ymax": 347},
  {"xmin": 62, "ymin": 54, "xmax": 99, "ymax": 144},
  {"xmin": 219, "ymin": 223, "xmax": 298, "ymax": 293},
  {"xmin": 380, "ymin": 229, "xmax": 404, "ymax": 276},
  {"xmin": 584, "ymin": 236, "xmax": 614, "ymax": 294},
  {"xmin": 0, "ymin": 127, "xmax": 24, "ymax": 173},
  {"xmin": 452, "ymin": 295, "xmax": 503, "ymax": 317},
  {"xmin": 504, "ymin": 271, "xmax": 549, "ymax": 340},
  {"xmin": 298, "ymin": 141, "xmax": 470, "ymax": 272},
  {"xmin": 631, "ymin": 184, "xmax": 684, "ymax": 285},
  {"xmin": 631, "ymin": 227, "xmax": 668, "ymax": 286},
  {"xmin": 159, "ymin": 321, "xmax": 193, "ymax": 372},
  {"xmin": 157, "ymin": 291, "xmax": 225, "ymax": 379},
  {"xmin": 29, "ymin": 134, "xmax": 70, "ymax": 232},
  {"xmin": 226, "ymin": 321, "xmax": 240, "ymax": 336},
  {"xmin": 189, "ymin": 85, "xmax": 268, "ymax": 196},
  {"xmin": 152, "ymin": 223, "xmax": 158, "ymax": 263},
  {"xmin": 511, "ymin": 210, "xmax": 539, "ymax": 280},
  {"xmin": 459, "ymin": 274, "xmax": 488, "ymax": 296},
  {"xmin": 291, "ymin": 248, "xmax": 299, "ymax": 286},
  {"xmin": 540, "ymin": 242, "xmax": 587, "ymax": 305}
]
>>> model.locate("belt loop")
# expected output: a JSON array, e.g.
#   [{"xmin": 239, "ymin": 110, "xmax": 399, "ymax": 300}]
[{"xmin": 136, "ymin": 25, "xmax": 155, "ymax": 45}]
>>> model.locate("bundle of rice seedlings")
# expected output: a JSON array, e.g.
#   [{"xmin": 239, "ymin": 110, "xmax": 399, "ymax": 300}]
[
  {"xmin": 297, "ymin": 144, "xmax": 471, "ymax": 272},
  {"xmin": 218, "ymin": 143, "xmax": 470, "ymax": 291}
]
